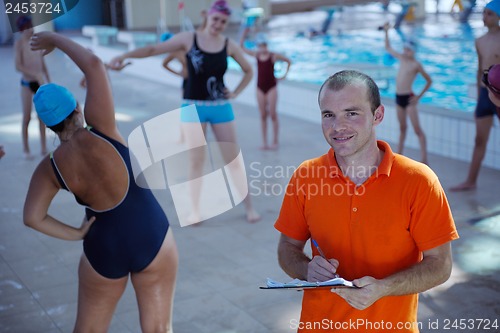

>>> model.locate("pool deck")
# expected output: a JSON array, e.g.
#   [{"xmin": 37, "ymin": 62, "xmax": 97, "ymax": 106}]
[
  {"xmin": 270, "ymin": 0, "xmax": 379, "ymax": 15},
  {"xmin": 1, "ymin": 8, "xmax": 500, "ymax": 333}
]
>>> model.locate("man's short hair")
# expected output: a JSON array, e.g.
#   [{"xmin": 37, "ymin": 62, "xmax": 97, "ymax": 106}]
[{"xmin": 318, "ymin": 70, "xmax": 381, "ymax": 113}]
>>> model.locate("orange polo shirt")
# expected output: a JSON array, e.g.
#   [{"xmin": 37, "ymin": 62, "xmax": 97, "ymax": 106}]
[{"xmin": 275, "ymin": 141, "xmax": 458, "ymax": 332}]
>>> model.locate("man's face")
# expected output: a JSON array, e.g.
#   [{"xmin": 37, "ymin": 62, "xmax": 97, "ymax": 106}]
[{"xmin": 319, "ymin": 84, "xmax": 383, "ymax": 159}]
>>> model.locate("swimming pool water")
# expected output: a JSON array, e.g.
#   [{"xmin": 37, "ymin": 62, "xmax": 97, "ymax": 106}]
[{"xmin": 232, "ymin": 18, "xmax": 488, "ymax": 113}]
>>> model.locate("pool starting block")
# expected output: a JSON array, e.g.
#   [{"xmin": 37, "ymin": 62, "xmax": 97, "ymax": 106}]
[
  {"xmin": 117, "ymin": 32, "xmax": 158, "ymax": 51},
  {"xmin": 242, "ymin": 7, "xmax": 264, "ymax": 28},
  {"xmin": 82, "ymin": 25, "xmax": 119, "ymax": 47}
]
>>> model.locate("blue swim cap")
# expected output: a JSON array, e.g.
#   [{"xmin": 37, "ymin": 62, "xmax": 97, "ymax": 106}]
[
  {"xmin": 403, "ymin": 39, "xmax": 417, "ymax": 52},
  {"xmin": 160, "ymin": 32, "xmax": 173, "ymax": 42},
  {"xmin": 486, "ymin": 0, "xmax": 500, "ymax": 17},
  {"xmin": 34, "ymin": 84, "xmax": 77, "ymax": 127}
]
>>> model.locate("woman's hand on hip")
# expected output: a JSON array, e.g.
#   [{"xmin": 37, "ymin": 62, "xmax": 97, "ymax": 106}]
[{"xmin": 78, "ymin": 216, "xmax": 96, "ymax": 238}]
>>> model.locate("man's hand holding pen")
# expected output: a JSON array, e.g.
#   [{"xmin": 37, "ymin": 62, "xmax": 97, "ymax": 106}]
[
  {"xmin": 307, "ymin": 256, "xmax": 339, "ymax": 282},
  {"xmin": 308, "ymin": 239, "xmax": 339, "ymax": 282}
]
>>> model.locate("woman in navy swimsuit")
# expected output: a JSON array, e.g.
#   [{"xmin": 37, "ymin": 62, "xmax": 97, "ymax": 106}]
[
  {"xmin": 24, "ymin": 32, "xmax": 178, "ymax": 332},
  {"xmin": 110, "ymin": 0, "xmax": 260, "ymax": 223}
]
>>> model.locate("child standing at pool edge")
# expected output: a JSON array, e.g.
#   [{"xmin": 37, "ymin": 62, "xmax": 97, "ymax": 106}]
[
  {"xmin": 451, "ymin": 0, "xmax": 500, "ymax": 191},
  {"xmin": 383, "ymin": 23, "xmax": 432, "ymax": 165},
  {"xmin": 15, "ymin": 15, "xmax": 50, "ymax": 159},
  {"xmin": 240, "ymin": 28, "xmax": 292, "ymax": 150}
]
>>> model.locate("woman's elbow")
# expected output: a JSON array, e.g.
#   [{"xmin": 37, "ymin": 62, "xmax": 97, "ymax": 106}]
[
  {"xmin": 23, "ymin": 206, "xmax": 43, "ymax": 229},
  {"xmin": 23, "ymin": 213, "xmax": 37, "ymax": 228},
  {"xmin": 244, "ymin": 67, "xmax": 254, "ymax": 79},
  {"xmin": 89, "ymin": 54, "xmax": 105, "ymax": 69}
]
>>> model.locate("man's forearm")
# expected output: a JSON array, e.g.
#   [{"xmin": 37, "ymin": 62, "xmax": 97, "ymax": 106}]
[
  {"xmin": 278, "ymin": 243, "xmax": 310, "ymax": 280},
  {"xmin": 380, "ymin": 253, "xmax": 452, "ymax": 297}
]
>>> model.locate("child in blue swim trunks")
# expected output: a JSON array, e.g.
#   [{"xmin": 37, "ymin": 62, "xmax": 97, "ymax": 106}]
[
  {"xmin": 383, "ymin": 23, "xmax": 432, "ymax": 165},
  {"xmin": 14, "ymin": 15, "xmax": 50, "ymax": 159}
]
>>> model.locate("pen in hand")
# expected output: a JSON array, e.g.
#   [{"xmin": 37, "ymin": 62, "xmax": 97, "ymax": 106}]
[
  {"xmin": 312, "ymin": 239, "xmax": 327, "ymax": 260},
  {"xmin": 312, "ymin": 239, "xmax": 339, "ymax": 277}
]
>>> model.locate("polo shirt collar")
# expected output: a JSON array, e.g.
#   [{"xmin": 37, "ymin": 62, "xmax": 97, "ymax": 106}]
[{"xmin": 327, "ymin": 140, "xmax": 395, "ymax": 178}]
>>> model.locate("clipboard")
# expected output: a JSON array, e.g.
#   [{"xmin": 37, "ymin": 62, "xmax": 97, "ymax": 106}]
[{"xmin": 260, "ymin": 277, "xmax": 356, "ymax": 290}]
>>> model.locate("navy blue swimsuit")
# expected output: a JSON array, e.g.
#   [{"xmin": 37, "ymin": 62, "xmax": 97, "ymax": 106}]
[
  {"xmin": 475, "ymin": 87, "xmax": 497, "ymax": 118},
  {"xmin": 50, "ymin": 127, "xmax": 169, "ymax": 279}
]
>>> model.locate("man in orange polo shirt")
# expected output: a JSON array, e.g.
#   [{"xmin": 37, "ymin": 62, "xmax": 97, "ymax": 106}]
[{"xmin": 275, "ymin": 70, "xmax": 459, "ymax": 332}]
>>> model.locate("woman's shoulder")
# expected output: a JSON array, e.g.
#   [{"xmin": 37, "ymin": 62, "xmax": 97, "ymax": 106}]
[
  {"xmin": 172, "ymin": 31, "xmax": 196, "ymax": 49},
  {"xmin": 225, "ymin": 37, "xmax": 238, "ymax": 51},
  {"xmin": 81, "ymin": 125, "xmax": 126, "ymax": 146}
]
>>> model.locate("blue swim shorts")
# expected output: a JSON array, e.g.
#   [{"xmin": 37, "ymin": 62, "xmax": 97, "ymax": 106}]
[
  {"xmin": 181, "ymin": 100, "xmax": 235, "ymax": 124},
  {"xmin": 475, "ymin": 87, "xmax": 497, "ymax": 118}
]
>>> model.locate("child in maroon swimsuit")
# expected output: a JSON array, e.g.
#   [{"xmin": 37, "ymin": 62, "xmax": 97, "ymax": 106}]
[{"xmin": 240, "ymin": 28, "xmax": 292, "ymax": 150}]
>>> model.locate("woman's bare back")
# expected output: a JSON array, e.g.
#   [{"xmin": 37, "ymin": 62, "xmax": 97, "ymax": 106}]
[{"xmin": 52, "ymin": 128, "xmax": 128, "ymax": 211}]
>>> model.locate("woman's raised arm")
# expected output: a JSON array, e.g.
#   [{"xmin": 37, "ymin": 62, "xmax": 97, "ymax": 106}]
[{"xmin": 31, "ymin": 32, "xmax": 116, "ymax": 135}]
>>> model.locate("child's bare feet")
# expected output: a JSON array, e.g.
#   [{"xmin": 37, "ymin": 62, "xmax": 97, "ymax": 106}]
[
  {"xmin": 449, "ymin": 182, "xmax": 476, "ymax": 192},
  {"xmin": 24, "ymin": 152, "xmax": 34, "ymax": 160},
  {"xmin": 186, "ymin": 212, "xmax": 203, "ymax": 226},
  {"xmin": 246, "ymin": 209, "xmax": 261, "ymax": 223}
]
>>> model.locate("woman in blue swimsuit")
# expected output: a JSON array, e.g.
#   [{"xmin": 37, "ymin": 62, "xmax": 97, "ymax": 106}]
[
  {"xmin": 24, "ymin": 32, "xmax": 178, "ymax": 332},
  {"xmin": 110, "ymin": 0, "xmax": 260, "ymax": 223}
]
